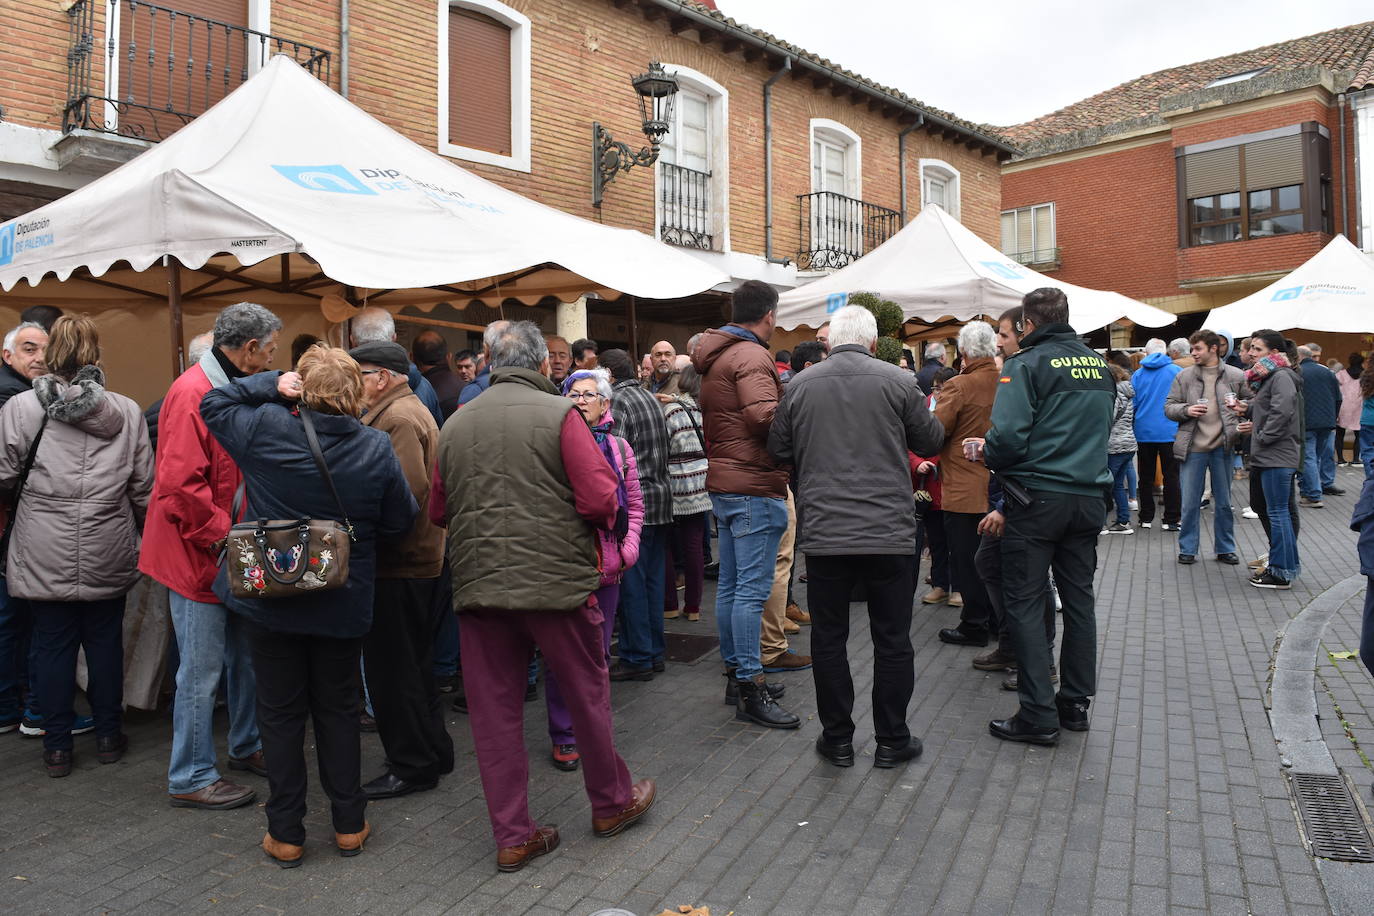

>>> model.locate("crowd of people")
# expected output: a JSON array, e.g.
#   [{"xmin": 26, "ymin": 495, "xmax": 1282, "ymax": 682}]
[{"xmin": 0, "ymin": 283, "xmax": 1371, "ymax": 873}]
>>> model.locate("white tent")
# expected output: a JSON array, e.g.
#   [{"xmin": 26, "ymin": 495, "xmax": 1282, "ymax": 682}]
[
  {"xmin": 0, "ymin": 55, "xmax": 726, "ymax": 311},
  {"xmin": 1204, "ymin": 234, "xmax": 1374, "ymax": 333},
  {"xmin": 776, "ymin": 205, "xmax": 1175, "ymax": 334}
]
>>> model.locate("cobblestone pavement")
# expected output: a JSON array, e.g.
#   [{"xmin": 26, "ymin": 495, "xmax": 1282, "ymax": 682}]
[{"xmin": 2, "ymin": 467, "xmax": 1372, "ymax": 915}]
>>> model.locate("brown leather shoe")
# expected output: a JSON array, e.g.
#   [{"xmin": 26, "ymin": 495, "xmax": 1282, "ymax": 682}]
[
  {"xmin": 170, "ymin": 778, "xmax": 256, "ymax": 810},
  {"xmin": 262, "ymin": 833, "xmax": 304, "ymax": 868},
  {"xmin": 228, "ymin": 749, "xmax": 268, "ymax": 778},
  {"xmin": 496, "ymin": 825, "xmax": 559, "ymax": 872},
  {"xmin": 592, "ymin": 778, "xmax": 656, "ymax": 838},
  {"xmin": 785, "ymin": 602, "xmax": 811, "ymax": 625},
  {"xmin": 762, "ymin": 651, "xmax": 813, "ymax": 672},
  {"xmin": 921, "ymin": 587, "xmax": 948, "ymax": 605},
  {"xmin": 336, "ymin": 821, "xmax": 371, "ymax": 857},
  {"xmin": 782, "ymin": 619, "xmax": 801, "ymax": 635}
]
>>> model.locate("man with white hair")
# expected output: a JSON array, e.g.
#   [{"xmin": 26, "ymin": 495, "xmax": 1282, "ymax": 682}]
[
  {"xmin": 458, "ymin": 320, "xmax": 512, "ymax": 406},
  {"xmin": 931, "ymin": 322, "xmax": 1001, "ymax": 649},
  {"xmin": 915, "ymin": 341, "xmax": 948, "ymax": 395},
  {"xmin": 349, "ymin": 306, "xmax": 442, "ymax": 425},
  {"xmin": 769, "ymin": 305, "xmax": 945, "ymax": 767},
  {"xmin": 1132, "ymin": 338, "xmax": 1183, "ymax": 530},
  {"xmin": 1168, "ymin": 337, "xmax": 1193, "ymax": 369},
  {"xmin": 145, "ymin": 332, "xmax": 214, "ymax": 451},
  {"xmin": 0, "ymin": 321, "xmax": 48, "ymax": 410}
]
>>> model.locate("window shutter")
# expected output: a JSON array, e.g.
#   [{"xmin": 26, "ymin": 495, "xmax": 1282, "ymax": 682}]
[
  {"xmin": 1034, "ymin": 205, "xmax": 1053, "ymax": 253},
  {"xmin": 1016, "ymin": 211, "xmax": 1033, "ymax": 254},
  {"xmin": 1000, "ymin": 212, "xmax": 1016, "ymax": 254},
  {"xmin": 448, "ymin": 8, "xmax": 512, "ymax": 155},
  {"xmin": 1183, "ymin": 146, "xmax": 1240, "ymax": 199},
  {"xmin": 1243, "ymin": 135, "xmax": 1304, "ymax": 191}
]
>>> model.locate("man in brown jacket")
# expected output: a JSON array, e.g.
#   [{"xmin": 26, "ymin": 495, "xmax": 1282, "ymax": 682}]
[
  {"xmin": 350, "ymin": 341, "xmax": 454, "ymax": 799},
  {"xmin": 692, "ymin": 280, "xmax": 804, "ymax": 730},
  {"xmin": 933, "ymin": 322, "xmax": 1001, "ymax": 648}
]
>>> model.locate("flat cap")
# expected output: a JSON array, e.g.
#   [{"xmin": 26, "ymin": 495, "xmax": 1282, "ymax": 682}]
[{"xmin": 347, "ymin": 340, "xmax": 410, "ymax": 374}]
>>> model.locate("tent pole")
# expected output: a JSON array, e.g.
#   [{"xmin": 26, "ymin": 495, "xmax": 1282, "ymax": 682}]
[
  {"xmin": 167, "ymin": 257, "xmax": 185, "ymax": 378},
  {"xmin": 627, "ymin": 295, "xmax": 638, "ymax": 359}
]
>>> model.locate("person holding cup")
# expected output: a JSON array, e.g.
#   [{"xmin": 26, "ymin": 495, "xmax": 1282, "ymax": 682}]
[{"xmin": 1163, "ymin": 330, "xmax": 1247, "ymax": 567}]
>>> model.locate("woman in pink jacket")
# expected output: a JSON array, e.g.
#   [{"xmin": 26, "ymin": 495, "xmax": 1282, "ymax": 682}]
[{"xmin": 544, "ymin": 368, "xmax": 644, "ymax": 771}]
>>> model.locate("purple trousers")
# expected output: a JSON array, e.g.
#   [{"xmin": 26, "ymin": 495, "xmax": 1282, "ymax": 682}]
[
  {"xmin": 459, "ymin": 596, "xmax": 632, "ymax": 849},
  {"xmin": 545, "ymin": 584, "xmax": 619, "ymax": 744},
  {"xmin": 663, "ymin": 512, "xmax": 707, "ymax": 613}
]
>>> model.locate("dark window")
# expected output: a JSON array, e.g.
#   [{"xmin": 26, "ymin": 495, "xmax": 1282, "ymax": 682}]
[
  {"xmin": 447, "ymin": 7, "xmax": 512, "ymax": 155},
  {"xmin": 1177, "ymin": 123, "xmax": 1331, "ymax": 247}
]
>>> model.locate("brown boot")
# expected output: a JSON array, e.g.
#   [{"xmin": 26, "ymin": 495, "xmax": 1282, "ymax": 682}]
[
  {"xmin": 762, "ymin": 651, "xmax": 812, "ymax": 672},
  {"xmin": 263, "ymin": 833, "xmax": 304, "ymax": 869},
  {"xmin": 921, "ymin": 587, "xmax": 949, "ymax": 605},
  {"xmin": 783, "ymin": 619, "xmax": 801, "ymax": 635},
  {"xmin": 785, "ymin": 602, "xmax": 811, "ymax": 625},
  {"xmin": 336, "ymin": 821, "xmax": 371, "ymax": 857}
]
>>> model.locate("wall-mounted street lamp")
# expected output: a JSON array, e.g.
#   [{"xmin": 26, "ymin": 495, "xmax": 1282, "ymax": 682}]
[{"xmin": 592, "ymin": 61, "xmax": 680, "ymax": 208}]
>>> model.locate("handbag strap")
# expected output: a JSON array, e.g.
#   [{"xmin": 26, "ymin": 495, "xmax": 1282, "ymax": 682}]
[{"xmin": 300, "ymin": 408, "xmax": 354, "ymax": 541}]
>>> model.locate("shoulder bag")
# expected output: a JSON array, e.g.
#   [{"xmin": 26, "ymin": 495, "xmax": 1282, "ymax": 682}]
[
  {"xmin": 0, "ymin": 414, "xmax": 50, "ymax": 578},
  {"xmin": 225, "ymin": 409, "xmax": 355, "ymax": 599}
]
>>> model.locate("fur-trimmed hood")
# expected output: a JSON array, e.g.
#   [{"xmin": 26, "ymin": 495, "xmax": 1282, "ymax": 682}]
[{"xmin": 33, "ymin": 366, "xmax": 125, "ymax": 440}]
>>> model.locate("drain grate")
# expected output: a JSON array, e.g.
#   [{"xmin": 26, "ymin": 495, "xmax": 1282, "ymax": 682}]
[{"xmin": 1288, "ymin": 772, "xmax": 1374, "ymax": 862}]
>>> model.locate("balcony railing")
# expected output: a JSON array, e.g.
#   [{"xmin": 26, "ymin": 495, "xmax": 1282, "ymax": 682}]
[
  {"xmin": 1008, "ymin": 247, "xmax": 1062, "ymax": 269},
  {"xmin": 797, "ymin": 191, "xmax": 900, "ymax": 270},
  {"xmin": 65, "ymin": 0, "xmax": 331, "ymax": 141},
  {"xmin": 659, "ymin": 162, "xmax": 714, "ymax": 251}
]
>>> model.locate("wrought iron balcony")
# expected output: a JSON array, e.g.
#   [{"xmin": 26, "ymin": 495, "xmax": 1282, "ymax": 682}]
[
  {"xmin": 65, "ymin": 0, "xmax": 331, "ymax": 141},
  {"xmin": 659, "ymin": 162, "xmax": 714, "ymax": 251},
  {"xmin": 1009, "ymin": 247, "xmax": 1062, "ymax": 269},
  {"xmin": 796, "ymin": 191, "xmax": 900, "ymax": 270}
]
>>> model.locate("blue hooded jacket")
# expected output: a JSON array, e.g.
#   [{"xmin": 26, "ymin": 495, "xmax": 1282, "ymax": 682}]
[{"xmin": 1131, "ymin": 351, "xmax": 1183, "ymax": 443}]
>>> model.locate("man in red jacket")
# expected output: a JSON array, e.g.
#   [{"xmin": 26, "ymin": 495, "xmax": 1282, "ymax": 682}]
[{"xmin": 139, "ymin": 302, "xmax": 281, "ymax": 810}]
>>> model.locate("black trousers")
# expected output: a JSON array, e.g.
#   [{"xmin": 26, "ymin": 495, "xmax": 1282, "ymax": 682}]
[
  {"xmin": 31, "ymin": 597, "xmax": 124, "ymax": 751},
  {"xmin": 806, "ymin": 553, "xmax": 915, "ymax": 746},
  {"xmin": 974, "ymin": 534, "xmax": 1055, "ymax": 652},
  {"xmin": 1250, "ymin": 470, "xmax": 1300, "ymax": 541},
  {"xmin": 946, "ymin": 512, "xmax": 995, "ymax": 638},
  {"xmin": 247, "ymin": 623, "xmax": 366, "ymax": 845},
  {"xmin": 924, "ymin": 510, "xmax": 952, "ymax": 589},
  {"xmin": 1001, "ymin": 492, "xmax": 1100, "ymax": 728},
  {"xmin": 363, "ymin": 577, "xmax": 454, "ymax": 783},
  {"xmin": 1136, "ymin": 443, "xmax": 1181, "ymax": 525}
]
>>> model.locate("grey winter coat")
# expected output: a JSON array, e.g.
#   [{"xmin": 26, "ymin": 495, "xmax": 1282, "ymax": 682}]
[
  {"xmin": 1109, "ymin": 381, "xmax": 1137, "ymax": 455},
  {"xmin": 1162, "ymin": 363, "xmax": 1247, "ymax": 461},
  {"xmin": 0, "ymin": 367, "xmax": 154, "ymax": 601},
  {"xmin": 1245, "ymin": 367, "xmax": 1304, "ymax": 470},
  {"xmin": 767, "ymin": 344, "xmax": 945, "ymax": 555}
]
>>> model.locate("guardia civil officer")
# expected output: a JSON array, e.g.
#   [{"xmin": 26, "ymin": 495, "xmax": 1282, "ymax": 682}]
[{"xmin": 969, "ymin": 288, "xmax": 1114, "ymax": 745}]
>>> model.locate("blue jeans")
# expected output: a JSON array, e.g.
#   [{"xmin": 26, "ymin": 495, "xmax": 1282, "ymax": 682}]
[
  {"xmin": 1259, "ymin": 468, "xmax": 1300, "ymax": 582},
  {"xmin": 1107, "ymin": 453, "xmax": 1134, "ymax": 524},
  {"xmin": 168, "ymin": 592, "xmax": 261, "ymax": 795},
  {"xmin": 0, "ymin": 577, "xmax": 36, "ymax": 721},
  {"xmin": 1179, "ymin": 448, "xmax": 1235, "ymax": 557},
  {"xmin": 617, "ymin": 524, "xmax": 668, "ymax": 670},
  {"xmin": 711, "ymin": 494, "xmax": 788, "ymax": 680},
  {"xmin": 1300, "ymin": 429, "xmax": 1336, "ymax": 498}
]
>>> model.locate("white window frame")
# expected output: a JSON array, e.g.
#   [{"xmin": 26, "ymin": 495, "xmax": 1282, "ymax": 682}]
[
  {"xmin": 808, "ymin": 118, "xmax": 862, "ymax": 199},
  {"xmin": 436, "ymin": 0, "xmax": 532, "ymax": 173},
  {"xmin": 1001, "ymin": 202, "xmax": 1056, "ymax": 263},
  {"xmin": 919, "ymin": 158, "xmax": 961, "ymax": 220},
  {"xmin": 654, "ymin": 64, "xmax": 729, "ymax": 251},
  {"xmin": 105, "ymin": 0, "xmax": 272, "ymax": 131}
]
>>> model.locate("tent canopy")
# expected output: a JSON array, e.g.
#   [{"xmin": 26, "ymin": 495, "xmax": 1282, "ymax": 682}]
[
  {"xmin": 776, "ymin": 206, "xmax": 1175, "ymax": 334},
  {"xmin": 1204, "ymin": 235, "xmax": 1374, "ymax": 334},
  {"xmin": 0, "ymin": 55, "xmax": 727, "ymax": 313}
]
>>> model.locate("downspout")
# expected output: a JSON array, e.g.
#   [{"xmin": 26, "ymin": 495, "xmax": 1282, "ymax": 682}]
[
  {"xmin": 898, "ymin": 113, "xmax": 925, "ymax": 224},
  {"xmin": 340, "ymin": 0, "xmax": 351, "ymax": 98},
  {"xmin": 1339, "ymin": 92, "xmax": 1348, "ymax": 237},
  {"xmin": 763, "ymin": 56, "xmax": 792, "ymax": 263}
]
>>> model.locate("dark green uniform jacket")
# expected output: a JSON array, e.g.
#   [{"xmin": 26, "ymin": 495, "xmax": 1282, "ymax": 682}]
[{"xmin": 984, "ymin": 322, "xmax": 1114, "ymax": 497}]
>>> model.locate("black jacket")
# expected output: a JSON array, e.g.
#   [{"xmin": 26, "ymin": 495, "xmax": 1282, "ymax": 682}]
[
  {"xmin": 768, "ymin": 344, "xmax": 945, "ymax": 555},
  {"xmin": 1298, "ymin": 358, "xmax": 1341, "ymax": 431},
  {"xmin": 200, "ymin": 371, "xmax": 417, "ymax": 639},
  {"xmin": 0, "ymin": 361, "xmax": 31, "ymax": 411},
  {"xmin": 984, "ymin": 323, "xmax": 1114, "ymax": 497}
]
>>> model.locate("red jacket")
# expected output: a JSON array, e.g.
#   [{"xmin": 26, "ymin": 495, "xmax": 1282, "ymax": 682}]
[{"xmin": 138, "ymin": 364, "xmax": 242, "ymax": 602}]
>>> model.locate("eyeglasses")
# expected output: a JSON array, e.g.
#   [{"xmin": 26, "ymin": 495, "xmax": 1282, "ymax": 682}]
[
  {"xmin": 360, "ymin": 369, "xmax": 384, "ymax": 376},
  {"xmin": 567, "ymin": 391, "xmax": 604, "ymax": 401}
]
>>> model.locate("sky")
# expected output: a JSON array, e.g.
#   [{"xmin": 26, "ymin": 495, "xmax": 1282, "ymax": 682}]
[{"xmin": 715, "ymin": 0, "xmax": 1372, "ymax": 126}]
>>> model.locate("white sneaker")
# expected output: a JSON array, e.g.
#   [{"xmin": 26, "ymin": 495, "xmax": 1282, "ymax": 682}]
[
  {"xmin": 1139, "ymin": 521, "xmax": 1152, "ymax": 529},
  {"xmin": 1128, "ymin": 499, "xmax": 1140, "ymax": 511},
  {"xmin": 1242, "ymin": 507, "xmax": 1259, "ymax": 519}
]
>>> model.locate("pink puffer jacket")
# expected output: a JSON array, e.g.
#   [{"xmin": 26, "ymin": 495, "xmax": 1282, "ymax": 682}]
[{"xmin": 599, "ymin": 433, "xmax": 644, "ymax": 585}]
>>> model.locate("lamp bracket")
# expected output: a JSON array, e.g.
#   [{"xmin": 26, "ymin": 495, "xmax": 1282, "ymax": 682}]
[{"xmin": 593, "ymin": 122, "xmax": 661, "ymax": 208}]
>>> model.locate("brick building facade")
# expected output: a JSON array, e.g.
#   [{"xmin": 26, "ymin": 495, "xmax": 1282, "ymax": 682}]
[
  {"xmin": 1000, "ymin": 22, "xmax": 1374, "ymax": 347},
  {"xmin": 0, "ymin": 0, "xmax": 1012, "ymax": 388}
]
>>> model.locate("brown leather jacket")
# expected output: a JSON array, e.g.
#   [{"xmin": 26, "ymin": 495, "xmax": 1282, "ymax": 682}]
[
  {"xmin": 363, "ymin": 383, "xmax": 444, "ymax": 579},
  {"xmin": 932, "ymin": 356, "xmax": 998, "ymax": 514},
  {"xmin": 692, "ymin": 326, "xmax": 789, "ymax": 498}
]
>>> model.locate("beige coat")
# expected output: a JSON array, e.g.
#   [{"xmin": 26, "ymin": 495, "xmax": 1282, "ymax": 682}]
[
  {"xmin": 0, "ymin": 367, "xmax": 153, "ymax": 602},
  {"xmin": 363, "ymin": 382, "xmax": 445, "ymax": 579}
]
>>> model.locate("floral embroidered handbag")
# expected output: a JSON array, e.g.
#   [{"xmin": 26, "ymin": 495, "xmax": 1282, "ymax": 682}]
[{"xmin": 225, "ymin": 409, "xmax": 354, "ymax": 599}]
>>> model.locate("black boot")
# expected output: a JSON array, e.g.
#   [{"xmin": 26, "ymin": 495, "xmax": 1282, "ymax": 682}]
[
  {"xmin": 723, "ymin": 668, "xmax": 785, "ymax": 705},
  {"xmin": 735, "ymin": 676, "xmax": 800, "ymax": 729}
]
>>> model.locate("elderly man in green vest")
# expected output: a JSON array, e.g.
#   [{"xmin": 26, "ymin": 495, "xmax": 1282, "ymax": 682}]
[{"xmin": 432, "ymin": 320, "xmax": 654, "ymax": 873}]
